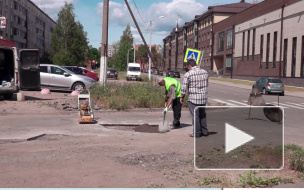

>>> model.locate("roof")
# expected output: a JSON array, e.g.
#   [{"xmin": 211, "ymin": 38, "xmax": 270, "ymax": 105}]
[{"xmin": 163, "ymin": 0, "xmax": 253, "ymax": 41}]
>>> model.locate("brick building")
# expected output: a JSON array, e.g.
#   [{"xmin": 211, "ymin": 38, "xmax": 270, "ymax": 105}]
[
  {"xmin": 163, "ymin": 0, "xmax": 252, "ymax": 72},
  {"xmin": 0, "ymin": 0, "xmax": 56, "ymax": 57},
  {"xmin": 213, "ymin": 0, "xmax": 304, "ymax": 86}
]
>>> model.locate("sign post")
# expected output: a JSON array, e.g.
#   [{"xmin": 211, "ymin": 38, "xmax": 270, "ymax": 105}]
[{"xmin": 184, "ymin": 48, "xmax": 201, "ymax": 65}]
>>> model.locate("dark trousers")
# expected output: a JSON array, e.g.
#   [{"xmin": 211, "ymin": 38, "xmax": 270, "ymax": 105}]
[
  {"xmin": 188, "ymin": 102, "xmax": 208, "ymax": 136},
  {"xmin": 172, "ymin": 97, "xmax": 182, "ymax": 128}
]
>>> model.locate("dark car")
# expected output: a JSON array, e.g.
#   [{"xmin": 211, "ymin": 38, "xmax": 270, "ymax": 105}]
[
  {"xmin": 166, "ymin": 70, "xmax": 180, "ymax": 78},
  {"xmin": 157, "ymin": 70, "xmax": 163, "ymax": 76},
  {"xmin": 252, "ymin": 77, "xmax": 285, "ymax": 96},
  {"xmin": 107, "ymin": 68, "xmax": 118, "ymax": 80},
  {"xmin": 64, "ymin": 66, "xmax": 84, "ymax": 75}
]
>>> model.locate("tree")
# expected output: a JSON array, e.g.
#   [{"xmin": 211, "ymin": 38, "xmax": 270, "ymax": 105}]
[
  {"xmin": 116, "ymin": 24, "xmax": 134, "ymax": 71},
  {"xmin": 108, "ymin": 40, "xmax": 120, "ymax": 68},
  {"xmin": 51, "ymin": 2, "xmax": 88, "ymax": 66},
  {"xmin": 136, "ymin": 45, "xmax": 158, "ymax": 69},
  {"xmin": 88, "ymin": 47, "xmax": 100, "ymax": 63}
]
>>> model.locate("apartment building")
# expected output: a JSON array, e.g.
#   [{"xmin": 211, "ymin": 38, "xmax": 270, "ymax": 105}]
[
  {"xmin": 214, "ymin": 0, "xmax": 303, "ymax": 87},
  {"xmin": 0, "ymin": 0, "xmax": 56, "ymax": 56},
  {"xmin": 163, "ymin": 0, "xmax": 252, "ymax": 72}
]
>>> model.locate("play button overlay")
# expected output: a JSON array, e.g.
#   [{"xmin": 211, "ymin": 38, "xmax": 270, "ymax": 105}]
[
  {"xmin": 194, "ymin": 106, "xmax": 284, "ymax": 170},
  {"xmin": 225, "ymin": 123, "xmax": 255, "ymax": 153}
]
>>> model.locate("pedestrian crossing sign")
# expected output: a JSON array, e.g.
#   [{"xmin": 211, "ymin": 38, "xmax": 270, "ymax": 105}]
[{"xmin": 184, "ymin": 48, "xmax": 201, "ymax": 65}]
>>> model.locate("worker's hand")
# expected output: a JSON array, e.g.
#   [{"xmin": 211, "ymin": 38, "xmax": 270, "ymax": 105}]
[
  {"xmin": 168, "ymin": 104, "xmax": 172, "ymax": 109},
  {"xmin": 180, "ymin": 98, "xmax": 184, "ymax": 104},
  {"xmin": 163, "ymin": 107, "xmax": 168, "ymax": 113},
  {"xmin": 164, "ymin": 95, "xmax": 168, "ymax": 102}
]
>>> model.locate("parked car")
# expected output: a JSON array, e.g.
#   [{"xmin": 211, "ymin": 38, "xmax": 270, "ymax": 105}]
[
  {"xmin": 166, "ymin": 70, "xmax": 180, "ymax": 78},
  {"xmin": 63, "ymin": 66, "xmax": 83, "ymax": 75},
  {"xmin": 64, "ymin": 66, "xmax": 99, "ymax": 81},
  {"xmin": 252, "ymin": 77, "xmax": 284, "ymax": 96},
  {"xmin": 40, "ymin": 64, "xmax": 96, "ymax": 91},
  {"xmin": 155, "ymin": 69, "xmax": 163, "ymax": 76},
  {"xmin": 107, "ymin": 68, "xmax": 118, "ymax": 80}
]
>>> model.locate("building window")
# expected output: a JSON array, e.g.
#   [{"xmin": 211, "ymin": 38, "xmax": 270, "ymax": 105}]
[
  {"xmin": 226, "ymin": 55, "xmax": 232, "ymax": 72},
  {"xmin": 242, "ymin": 32, "xmax": 245, "ymax": 61},
  {"xmin": 266, "ymin": 33, "xmax": 270, "ymax": 68},
  {"xmin": 302, "ymin": 36, "xmax": 304, "ymax": 77},
  {"xmin": 218, "ymin": 32, "xmax": 225, "ymax": 51},
  {"xmin": 273, "ymin": 32, "xmax": 278, "ymax": 68},
  {"xmin": 260, "ymin": 35, "xmax": 264, "ymax": 68},
  {"xmin": 292, "ymin": 37, "xmax": 297, "ymax": 77},
  {"xmin": 247, "ymin": 30, "xmax": 251, "ymax": 61},
  {"xmin": 227, "ymin": 29, "xmax": 233, "ymax": 49},
  {"xmin": 252, "ymin": 29, "xmax": 256, "ymax": 61},
  {"xmin": 283, "ymin": 39, "xmax": 288, "ymax": 77}
]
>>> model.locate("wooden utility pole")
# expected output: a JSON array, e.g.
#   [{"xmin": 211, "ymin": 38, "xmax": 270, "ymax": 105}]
[{"xmin": 100, "ymin": 0, "xmax": 109, "ymax": 86}]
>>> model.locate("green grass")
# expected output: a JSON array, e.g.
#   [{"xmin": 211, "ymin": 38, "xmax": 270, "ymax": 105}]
[
  {"xmin": 90, "ymin": 82, "xmax": 164, "ymax": 110},
  {"xmin": 238, "ymin": 171, "xmax": 293, "ymax": 187},
  {"xmin": 209, "ymin": 77, "xmax": 255, "ymax": 86},
  {"xmin": 285, "ymin": 144, "xmax": 304, "ymax": 173},
  {"xmin": 199, "ymin": 177, "xmax": 226, "ymax": 186}
]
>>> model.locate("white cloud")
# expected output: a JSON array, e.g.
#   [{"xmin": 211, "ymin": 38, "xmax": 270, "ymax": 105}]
[
  {"xmin": 31, "ymin": 0, "xmax": 76, "ymax": 20},
  {"xmin": 97, "ymin": 0, "xmax": 206, "ymax": 38},
  {"xmin": 130, "ymin": 26, "xmax": 138, "ymax": 32}
]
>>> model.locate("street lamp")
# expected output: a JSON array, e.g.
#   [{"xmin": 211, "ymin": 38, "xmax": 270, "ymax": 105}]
[
  {"xmin": 127, "ymin": 47, "xmax": 134, "ymax": 64},
  {"xmin": 148, "ymin": 15, "xmax": 164, "ymax": 81},
  {"xmin": 133, "ymin": 42, "xmax": 136, "ymax": 63}
]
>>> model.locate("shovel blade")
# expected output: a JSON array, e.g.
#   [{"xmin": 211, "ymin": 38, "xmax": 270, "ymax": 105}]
[{"xmin": 158, "ymin": 120, "xmax": 169, "ymax": 133}]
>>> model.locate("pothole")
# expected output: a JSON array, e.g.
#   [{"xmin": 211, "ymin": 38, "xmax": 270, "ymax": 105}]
[{"xmin": 102, "ymin": 123, "xmax": 160, "ymax": 133}]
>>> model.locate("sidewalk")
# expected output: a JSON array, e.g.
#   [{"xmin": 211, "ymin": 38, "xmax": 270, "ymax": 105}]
[{"xmin": 209, "ymin": 79, "xmax": 304, "ymax": 98}]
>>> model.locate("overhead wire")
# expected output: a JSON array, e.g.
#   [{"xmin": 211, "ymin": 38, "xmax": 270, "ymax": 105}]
[{"xmin": 132, "ymin": 0, "xmax": 148, "ymax": 26}]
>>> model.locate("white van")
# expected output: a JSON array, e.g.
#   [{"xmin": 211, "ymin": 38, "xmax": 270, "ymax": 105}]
[
  {"xmin": 0, "ymin": 46, "xmax": 40, "ymax": 100},
  {"xmin": 126, "ymin": 63, "xmax": 141, "ymax": 81}
]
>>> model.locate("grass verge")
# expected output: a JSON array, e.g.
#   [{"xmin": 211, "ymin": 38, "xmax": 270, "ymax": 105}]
[
  {"xmin": 285, "ymin": 144, "xmax": 304, "ymax": 173},
  {"xmin": 238, "ymin": 171, "xmax": 293, "ymax": 187},
  {"xmin": 90, "ymin": 82, "xmax": 164, "ymax": 110}
]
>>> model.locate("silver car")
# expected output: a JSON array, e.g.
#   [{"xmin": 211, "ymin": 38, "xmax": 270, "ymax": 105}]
[
  {"xmin": 253, "ymin": 77, "xmax": 285, "ymax": 96},
  {"xmin": 40, "ymin": 64, "xmax": 96, "ymax": 91}
]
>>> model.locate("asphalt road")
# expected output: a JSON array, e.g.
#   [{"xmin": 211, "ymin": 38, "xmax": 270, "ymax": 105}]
[
  {"xmin": 207, "ymin": 82, "xmax": 303, "ymax": 146},
  {"xmin": 168, "ymin": 75, "xmax": 304, "ymax": 146}
]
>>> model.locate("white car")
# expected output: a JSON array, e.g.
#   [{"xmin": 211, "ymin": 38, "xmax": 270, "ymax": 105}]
[{"xmin": 40, "ymin": 64, "xmax": 96, "ymax": 91}]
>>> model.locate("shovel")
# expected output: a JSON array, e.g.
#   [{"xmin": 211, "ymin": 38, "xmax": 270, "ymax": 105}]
[{"xmin": 158, "ymin": 109, "xmax": 169, "ymax": 133}]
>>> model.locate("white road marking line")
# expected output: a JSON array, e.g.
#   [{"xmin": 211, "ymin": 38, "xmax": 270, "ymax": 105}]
[
  {"xmin": 272, "ymin": 102, "xmax": 304, "ymax": 109},
  {"xmin": 212, "ymin": 99, "xmax": 237, "ymax": 106},
  {"xmin": 228, "ymin": 100, "xmax": 249, "ymax": 106},
  {"xmin": 285, "ymin": 102, "xmax": 304, "ymax": 108}
]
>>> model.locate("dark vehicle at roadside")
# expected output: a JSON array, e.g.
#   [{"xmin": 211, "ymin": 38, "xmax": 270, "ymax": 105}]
[
  {"xmin": 156, "ymin": 69, "xmax": 163, "ymax": 76},
  {"xmin": 252, "ymin": 77, "xmax": 285, "ymax": 96},
  {"xmin": 107, "ymin": 68, "xmax": 118, "ymax": 80},
  {"xmin": 64, "ymin": 66, "xmax": 83, "ymax": 75},
  {"xmin": 166, "ymin": 70, "xmax": 180, "ymax": 78}
]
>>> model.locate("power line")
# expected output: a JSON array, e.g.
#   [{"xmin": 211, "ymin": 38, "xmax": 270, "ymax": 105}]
[{"xmin": 132, "ymin": 0, "xmax": 148, "ymax": 26}]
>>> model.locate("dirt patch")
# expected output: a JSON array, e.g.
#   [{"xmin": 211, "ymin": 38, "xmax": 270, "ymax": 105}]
[
  {"xmin": 118, "ymin": 152, "xmax": 192, "ymax": 170},
  {"xmin": 103, "ymin": 123, "xmax": 160, "ymax": 133},
  {"xmin": 196, "ymin": 145, "xmax": 282, "ymax": 169}
]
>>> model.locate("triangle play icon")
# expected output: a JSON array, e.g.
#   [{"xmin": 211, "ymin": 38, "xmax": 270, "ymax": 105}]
[{"xmin": 225, "ymin": 123, "xmax": 255, "ymax": 153}]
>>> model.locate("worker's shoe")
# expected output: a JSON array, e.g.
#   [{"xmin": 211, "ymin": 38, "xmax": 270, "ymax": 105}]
[{"xmin": 189, "ymin": 134, "xmax": 202, "ymax": 138}]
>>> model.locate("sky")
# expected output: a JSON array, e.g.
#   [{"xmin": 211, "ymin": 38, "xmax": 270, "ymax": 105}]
[{"xmin": 31, "ymin": 0, "xmax": 255, "ymax": 49}]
